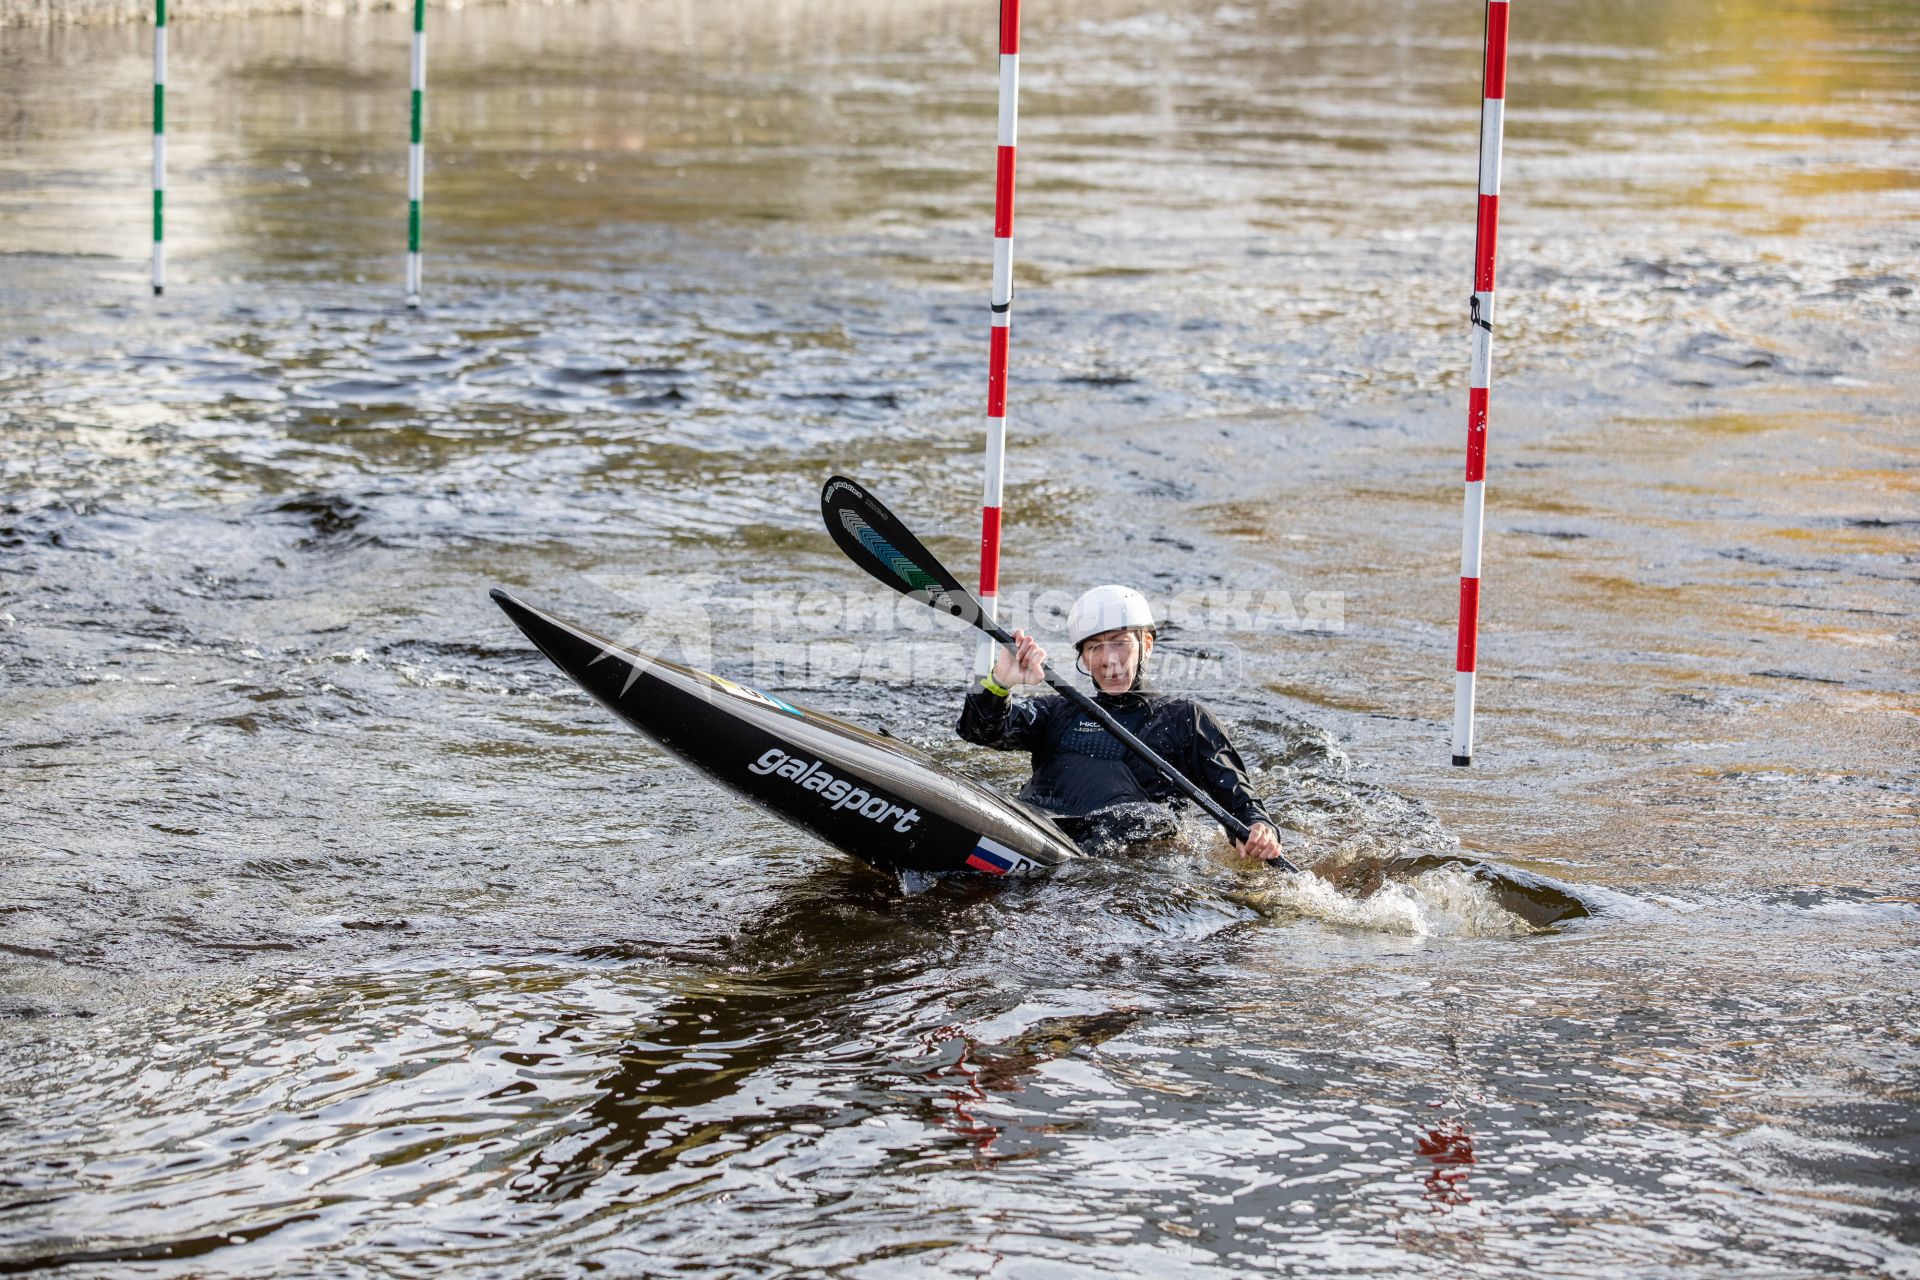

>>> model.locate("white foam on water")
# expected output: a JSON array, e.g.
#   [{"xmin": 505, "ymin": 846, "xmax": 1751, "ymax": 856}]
[{"xmin": 1245, "ymin": 862, "xmax": 1537, "ymax": 939}]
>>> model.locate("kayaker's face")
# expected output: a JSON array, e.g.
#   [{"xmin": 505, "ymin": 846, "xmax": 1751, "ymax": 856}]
[{"xmin": 1082, "ymin": 628, "xmax": 1152, "ymax": 694}]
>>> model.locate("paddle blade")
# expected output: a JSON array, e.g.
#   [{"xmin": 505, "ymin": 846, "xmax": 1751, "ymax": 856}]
[{"xmin": 821, "ymin": 476, "xmax": 990, "ymax": 629}]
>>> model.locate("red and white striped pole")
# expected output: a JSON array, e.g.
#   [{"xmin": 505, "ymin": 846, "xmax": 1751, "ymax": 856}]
[
  {"xmin": 975, "ymin": 0, "xmax": 1021, "ymax": 676},
  {"xmin": 1452, "ymin": 0, "xmax": 1509, "ymax": 767}
]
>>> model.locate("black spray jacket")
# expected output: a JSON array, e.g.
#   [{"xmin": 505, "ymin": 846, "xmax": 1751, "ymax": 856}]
[{"xmin": 957, "ymin": 682, "xmax": 1272, "ymax": 833}]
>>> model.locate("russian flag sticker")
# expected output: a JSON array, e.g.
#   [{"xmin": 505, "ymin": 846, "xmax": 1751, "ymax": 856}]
[{"xmin": 965, "ymin": 836, "xmax": 1027, "ymax": 876}]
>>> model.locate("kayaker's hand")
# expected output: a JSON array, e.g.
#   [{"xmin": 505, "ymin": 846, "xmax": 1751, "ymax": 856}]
[
  {"xmin": 994, "ymin": 629, "xmax": 1047, "ymax": 689},
  {"xmin": 1235, "ymin": 821, "xmax": 1285, "ymax": 863}
]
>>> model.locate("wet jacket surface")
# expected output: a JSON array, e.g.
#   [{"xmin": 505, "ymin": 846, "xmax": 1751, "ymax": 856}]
[{"xmin": 956, "ymin": 683, "xmax": 1273, "ymax": 833}]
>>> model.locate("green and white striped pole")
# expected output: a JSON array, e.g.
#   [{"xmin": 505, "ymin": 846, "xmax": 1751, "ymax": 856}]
[
  {"xmin": 152, "ymin": 0, "xmax": 166, "ymax": 295},
  {"xmin": 405, "ymin": 0, "xmax": 424, "ymax": 307}
]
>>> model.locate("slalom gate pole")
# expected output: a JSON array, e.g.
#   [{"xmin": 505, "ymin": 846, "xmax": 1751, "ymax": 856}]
[
  {"xmin": 974, "ymin": 0, "xmax": 1021, "ymax": 676},
  {"xmin": 152, "ymin": 0, "xmax": 166, "ymax": 295},
  {"xmin": 406, "ymin": 0, "xmax": 425, "ymax": 307},
  {"xmin": 1451, "ymin": 0, "xmax": 1510, "ymax": 767}
]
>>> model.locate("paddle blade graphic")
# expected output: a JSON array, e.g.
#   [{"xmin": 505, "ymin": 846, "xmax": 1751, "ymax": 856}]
[{"xmin": 821, "ymin": 476, "xmax": 989, "ymax": 630}]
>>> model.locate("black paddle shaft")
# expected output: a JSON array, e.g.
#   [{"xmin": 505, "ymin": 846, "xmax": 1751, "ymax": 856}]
[{"xmin": 821, "ymin": 475, "xmax": 1297, "ymax": 871}]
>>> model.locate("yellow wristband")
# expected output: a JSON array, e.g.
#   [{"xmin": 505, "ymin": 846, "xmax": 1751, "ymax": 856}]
[{"xmin": 980, "ymin": 674, "xmax": 1012, "ymax": 698}]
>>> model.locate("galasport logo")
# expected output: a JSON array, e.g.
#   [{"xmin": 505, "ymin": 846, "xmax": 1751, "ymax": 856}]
[{"xmin": 749, "ymin": 748, "xmax": 921, "ymax": 833}]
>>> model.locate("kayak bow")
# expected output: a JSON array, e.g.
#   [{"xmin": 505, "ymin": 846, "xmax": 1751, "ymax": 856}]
[{"xmin": 491, "ymin": 588, "xmax": 1081, "ymax": 877}]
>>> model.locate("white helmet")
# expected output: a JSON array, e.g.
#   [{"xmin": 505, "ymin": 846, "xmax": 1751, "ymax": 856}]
[{"xmin": 1067, "ymin": 585, "xmax": 1155, "ymax": 649}]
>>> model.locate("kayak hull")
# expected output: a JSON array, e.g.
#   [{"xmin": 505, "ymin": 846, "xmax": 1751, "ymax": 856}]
[{"xmin": 491, "ymin": 589, "xmax": 1081, "ymax": 877}]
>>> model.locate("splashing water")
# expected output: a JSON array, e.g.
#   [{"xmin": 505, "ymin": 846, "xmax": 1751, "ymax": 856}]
[{"xmin": 1239, "ymin": 861, "xmax": 1543, "ymax": 939}]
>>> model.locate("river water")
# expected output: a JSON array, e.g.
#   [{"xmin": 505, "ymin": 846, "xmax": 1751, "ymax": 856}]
[{"xmin": 2, "ymin": 0, "xmax": 1916, "ymax": 1274}]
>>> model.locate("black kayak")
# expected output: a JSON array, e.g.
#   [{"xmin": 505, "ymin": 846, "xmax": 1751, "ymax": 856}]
[{"xmin": 491, "ymin": 589, "xmax": 1082, "ymax": 877}]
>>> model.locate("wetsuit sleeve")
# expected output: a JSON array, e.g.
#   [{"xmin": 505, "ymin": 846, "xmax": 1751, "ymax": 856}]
[
  {"xmin": 1188, "ymin": 705, "xmax": 1274, "ymax": 834},
  {"xmin": 958, "ymin": 684, "xmax": 1047, "ymax": 753}
]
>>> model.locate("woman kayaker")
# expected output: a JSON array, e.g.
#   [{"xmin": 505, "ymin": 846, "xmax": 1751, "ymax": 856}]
[{"xmin": 957, "ymin": 585, "xmax": 1288, "ymax": 861}]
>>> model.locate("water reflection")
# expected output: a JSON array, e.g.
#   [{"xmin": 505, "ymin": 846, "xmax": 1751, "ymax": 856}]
[
  {"xmin": 1417, "ymin": 1120, "xmax": 1475, "ymax": 1211},
  {"xmin": 515, "ymin": 972, "xmax": 844, "ymax": 1204},
  {"xmin": 917, "ymin": 1007, "xmax": 1145, "ymax": 1160}
]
